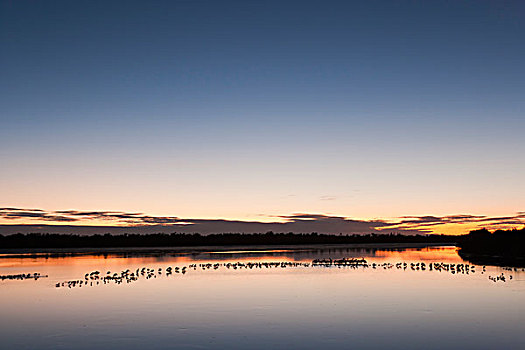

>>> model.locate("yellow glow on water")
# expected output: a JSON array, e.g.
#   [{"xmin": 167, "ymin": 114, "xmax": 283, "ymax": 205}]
[{"xmin": 373, "ymin": 247, "xmax": 463, "ymax": 262}]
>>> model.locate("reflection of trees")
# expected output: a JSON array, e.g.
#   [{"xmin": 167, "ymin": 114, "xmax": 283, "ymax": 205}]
[{"xmin": 0, "ymin": 232, "xmax": 457, "ymax": 250}]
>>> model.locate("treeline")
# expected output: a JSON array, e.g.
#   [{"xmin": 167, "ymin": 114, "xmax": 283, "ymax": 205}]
[
  {"xmin": 457, "ymin": 228, "xmax": 525, "ymax": 265},
  {"xmin": 0, "ymin": 232, "xmax": 457, "ymax": 249}
]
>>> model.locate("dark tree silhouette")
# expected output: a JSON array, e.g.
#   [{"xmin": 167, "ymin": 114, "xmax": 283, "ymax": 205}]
[{"xmin": 458, "ymin": 227, "xmax": 525, "ymax": 266}]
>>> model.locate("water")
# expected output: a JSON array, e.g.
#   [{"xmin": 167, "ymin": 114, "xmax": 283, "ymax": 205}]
[{"xmin": 1, "ymin": 245, "xmax": 524, "ymax": 350}]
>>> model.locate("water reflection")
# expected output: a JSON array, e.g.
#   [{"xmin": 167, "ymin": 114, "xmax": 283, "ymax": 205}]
[
  {"xmin": 0, "ymin": 272, "xmax": 47, "ymax": 281},
  {"xmin": 54, "ymin": 258, "xmax": 519, "ymax": 290},
  {"xmin": 1, "ymin": 245, "xmax": 524, "ymax": 350}
]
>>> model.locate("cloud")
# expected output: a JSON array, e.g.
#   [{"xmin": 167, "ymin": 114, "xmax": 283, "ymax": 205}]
[
  {"xmin": 0, "ymin": 207, "xmax": 44, "ymax": 212},
  {"xmin": 0, "ymin": 208, "xmax": 418, "ymax": 235},
  {"xmin": 277, "ymin": 213, "xmax": 346, "ymax": 221},
  {"xmin": 319, "ymin": 196, "xmax": 337, "ymax": 201},
  {"xmin": 40, "ymin": 215, "xmax": 79, "ymax": 222},
  {"xmin": 379, "ymin": 213, "xmax": 525, "ymax": 232},
  {"xmin": 0, "ymin": 209, "xmax": 80, "ymax": 222},
  {"xmin": 0, "ymin": 208, "xmax": 524, "ymax": 235}
]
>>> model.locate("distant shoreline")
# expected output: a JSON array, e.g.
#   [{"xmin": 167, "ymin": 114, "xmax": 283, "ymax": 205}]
[
  {"xmin": 0, "ymin": 232, "xmax": 457, "ymax": 252},
  {"xmin": 1, "ymin": 228, "xmax": 523, "ymax": 266},
  {"xmin": 0, "ymin": 242, "xmax": 457, "ymax": 258}
]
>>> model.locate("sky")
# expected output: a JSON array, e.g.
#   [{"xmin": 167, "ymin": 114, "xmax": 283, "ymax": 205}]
[{"xmin": 1, "ymin": 0, "xmax": 524, "ymax": 235}]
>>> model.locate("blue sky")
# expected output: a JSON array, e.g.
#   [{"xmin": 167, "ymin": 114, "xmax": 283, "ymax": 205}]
[{"xmin": 1, "ymin": 0, "xmax": 524, "ymax": 233}]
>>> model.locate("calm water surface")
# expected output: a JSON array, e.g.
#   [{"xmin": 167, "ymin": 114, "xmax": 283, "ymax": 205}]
[{"xmin": 1, "ymin": 245, "xmax": 524, "ymax": 350}]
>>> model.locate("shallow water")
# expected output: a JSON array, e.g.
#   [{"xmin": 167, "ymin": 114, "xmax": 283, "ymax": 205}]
[{"xmin": 1, "ymin": 245, "xmax": 524, "ymax": 350}]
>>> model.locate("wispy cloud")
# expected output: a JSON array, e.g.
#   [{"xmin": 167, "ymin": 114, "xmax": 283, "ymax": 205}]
[
  {"xmin": 0, "ymin": 208, "xmax": 523, "ymax": 235},
  {"xmin": 319, "ymin": 195, "xmax": 337, "ymax": 201},
  {"xmin": 0, "ymin": 208, "xmax": 413, "ymax": 234},
  {"xmin": 0, "ymin": 208, "xmax": 175, "ymax": 225},
  {"xmin": 379, "ymin": 213, "xmax": 525, "ymax": 231}
]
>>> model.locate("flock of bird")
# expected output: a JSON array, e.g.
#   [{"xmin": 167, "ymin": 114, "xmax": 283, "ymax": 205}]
[
  {"xmin": 0, "ymin": 272, "xmax": 47, "ymax": 281},
  {"xmin": 54, "ymin": 261, "xmax": 312, "ymax": 288},
  {"xmin": 314, "ymin": 258, "xmax": 482, "ymax": 275},
  {"xmin": 1, "ymin": 258, "xmax": 522, "ymax": 288},
  {"xmin": 48, "ymin": 258, "xmax": 524, "ymax": 289},
  {"xmin": 488, "ymin": 273, "xmax": 512, "ymax": 283}
]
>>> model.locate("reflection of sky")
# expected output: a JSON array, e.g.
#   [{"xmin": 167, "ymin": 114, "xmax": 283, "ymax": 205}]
[
  {"xmin": 0, "ymin": 245, "xmax": 465, "ymax": 267},
  {"xmin": 1, "ymin": 247, "xmax": 524, "ymax": 349},
  {"xmin": 1, "ymin": 1, "xmax": 524, "ymax": 224}
]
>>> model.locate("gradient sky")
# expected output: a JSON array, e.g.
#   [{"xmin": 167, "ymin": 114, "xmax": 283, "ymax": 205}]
[{"xmin": 1, "ymin": 0, "xmax": 524, "ymax": 234}]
